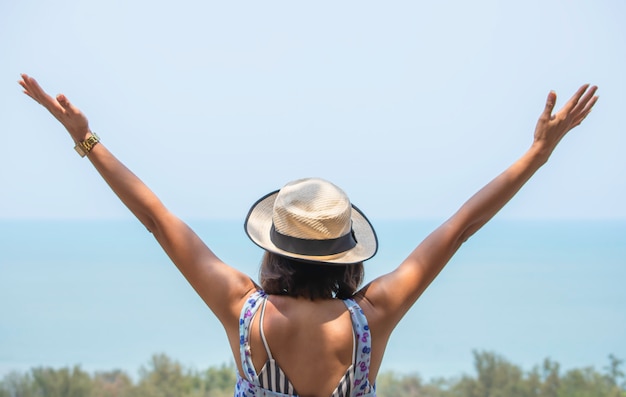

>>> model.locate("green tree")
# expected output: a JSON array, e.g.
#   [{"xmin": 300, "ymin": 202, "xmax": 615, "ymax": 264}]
[
  {"xmin": 92, "ymin": 369, "xmax": 134, "ymax": 397},
  {"xmin": 183, "ymin": 363, "xmax": 237, "ymax": 397},
  {"xmin": 557, "ymin": 366, "xmax": 619, "ymax": 397},
  {"xmin": 538, "ymin": 358, "xmax": 560, "ymax": 397},
  {"xmin": 376, "ymin": 371, "xmax": 452, "ymax": 397},
  {"xmin": 203, "ymin": 363, "xmax": 237, "ymax": 397},
  {"xmin": 0, "ymin": 371, "xmax": 36, "ymax": 397},
  {"xmin": 451, "ymin": 350, "xmax": 533, "ymax": 397},
  {"xmin": 30, "ymin": 366, "xmax": 93, "ymax": 397},
  {"xmin": 605, "ymin": 354, "xmax": 626, "ymax": 391},
  {"xmin": 1, "ymin": 351, "xmax": 624, "ymax": 397},
  {"xmin": 135, "ymin": 354, "xmax": 191, "ymax": 397},
  {"xmin": 376, "ymin": 371, "xmax": 423, "ymax": 397}
]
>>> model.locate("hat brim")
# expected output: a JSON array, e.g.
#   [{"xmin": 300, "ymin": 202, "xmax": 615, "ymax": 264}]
[{"xmin": 244, "ymin": 190, "xmax": 378, "ymax": 265}]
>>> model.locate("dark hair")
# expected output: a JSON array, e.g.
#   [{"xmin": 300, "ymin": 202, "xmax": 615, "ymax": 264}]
[{"xmin": 259, "ymin": 252, "xmax": 364, "ymax": 300}]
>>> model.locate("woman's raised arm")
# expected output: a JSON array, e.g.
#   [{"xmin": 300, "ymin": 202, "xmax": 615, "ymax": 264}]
[
  {"xmin": 361, "ymin": 84, "xmax": 598, "ymax": 331},
  {"xmin": 19, "ymin": 74, "xmax": 256, "ymax": 327}
]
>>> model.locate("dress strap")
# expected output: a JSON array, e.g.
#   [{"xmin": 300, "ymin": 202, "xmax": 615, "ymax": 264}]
[
  {"xmin": 343, "ymin": 298, "xmax": 374, "ymax": 396},
  {"xmin": 238, "ymin": 290, "xmax": 267, "ymax": 385},
  {"xmin": 259, "ymin": 296, "xmax": 274, "ymax": 360},
  {"xmin": 350, "ymin": 320, "xmax": 356, "ymax": 365}
]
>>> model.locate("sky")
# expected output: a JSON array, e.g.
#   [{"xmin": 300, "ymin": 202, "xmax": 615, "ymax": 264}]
[
  {"xmin": 0, "ymin": 0, "xmax": 625, "ymax": 384},
  {"xmin": 1, "ymin": 0, "xmax": 625, "ymax": 221}
]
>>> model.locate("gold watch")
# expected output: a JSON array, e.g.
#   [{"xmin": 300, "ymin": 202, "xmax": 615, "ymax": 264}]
[{"xmin": 74, "ymin": 133, "xmax": 100, "ymax": 157}]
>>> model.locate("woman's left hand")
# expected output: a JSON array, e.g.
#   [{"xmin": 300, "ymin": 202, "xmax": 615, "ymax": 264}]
[
  {"xmin": 532, "ymin": 84, "xmax": 598, "ymax": 157},
  {"xmin": 19, "ymin": 74, "xmax": 91, "ymax": 142}
]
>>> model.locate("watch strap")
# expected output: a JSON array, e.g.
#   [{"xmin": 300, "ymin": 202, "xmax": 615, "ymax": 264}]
[{"xmin": 74, "ymin": 133, "xmax": 100, "ymax": 157}]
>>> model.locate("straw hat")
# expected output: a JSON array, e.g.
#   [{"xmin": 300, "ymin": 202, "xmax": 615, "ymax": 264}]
[{"xmin": 244, "ymin": 178, "xmax": 378, "ymax": 264}]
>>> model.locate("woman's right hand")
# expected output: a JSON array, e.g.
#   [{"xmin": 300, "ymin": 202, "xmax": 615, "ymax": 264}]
[{"xmin": 19, "ymin": 74, "xmax": 91, "ymax": 143}]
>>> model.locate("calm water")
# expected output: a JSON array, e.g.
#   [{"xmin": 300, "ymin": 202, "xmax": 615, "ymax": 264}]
[{"xmin": 1, "ymin": 219, "xmax": 625, "ymax": 380}]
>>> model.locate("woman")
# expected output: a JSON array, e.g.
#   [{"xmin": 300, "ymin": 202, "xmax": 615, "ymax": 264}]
[{"xmin": 19, "ymin": 74, "xmax": 597, "ymax": 397}]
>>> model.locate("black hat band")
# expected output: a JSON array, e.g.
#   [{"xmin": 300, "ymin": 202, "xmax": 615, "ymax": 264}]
[{"xmin": 270, "ymin": 224, "xmax": 357, "ymax": 256}]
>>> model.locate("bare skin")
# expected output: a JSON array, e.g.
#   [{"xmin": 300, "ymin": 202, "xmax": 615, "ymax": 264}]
[{"xmin": 19, "ymin": 74, "xmax": 597, "ymax": 397}]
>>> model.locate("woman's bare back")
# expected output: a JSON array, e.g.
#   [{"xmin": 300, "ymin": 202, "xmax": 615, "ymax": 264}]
[{"xmin": 243, "ymin": 295, "xmax": 376, "ymax": 397}]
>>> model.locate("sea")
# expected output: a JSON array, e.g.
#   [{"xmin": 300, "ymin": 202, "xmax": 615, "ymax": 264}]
[{"xmin": 1, "ymin": 219, "xmax": 625, "ymax": 381}]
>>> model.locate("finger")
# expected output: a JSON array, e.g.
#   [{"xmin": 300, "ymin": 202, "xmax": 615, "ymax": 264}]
[
  {"xmin": 21, "ymin": 74, "xmax": 54, "ymax": 103},
  {"xmin": 571, "ymin": 85, "xmax": 598, "ymax": 115},
  {"xmin": 561, "ymin": 84, "xmax": 590, "ymax": 113},
  {"xmin": 22, "ymin": 89, "xmax": 40, "ymax": 103},
  {"xmin": 20, "ymin": 75, "xmax": 65, "ymax": 113},
  {"xmin": 20, "ymin": 74, "xmax": 53, "ymax": 106},
  {"xmin": 542, "ymin": 90, "xmax": 557, "ymax": 119},
  {"xmin": 20, "ymin": 74, "xmax": 42, "ymax": 94},
  {"xmin": 19, "ymin": 77, "xmax": 35, "ymax": 97},
  {"xmin": 19, "ymin": 73, "xmax": 30, "ymax": 88},
  {"xmin": 57, "ymin": 94, "xmax": 71, "ymax": 109},
  {"xmin": 571, "ymin": 95, "xmax": 599, "ymax": 127},
  {"xmin": 56, "ymin": 94, "xmax": 81, "ymax": 116},
  {"xmin": 582, "ymin": 94, "xmax": 599, "ymax": 114},
  {"xmin": 18, "ymin": 80, "xmax": 37, "ymax": 101}
]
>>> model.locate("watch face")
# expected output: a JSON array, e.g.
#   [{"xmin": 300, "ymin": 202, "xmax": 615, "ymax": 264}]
[{"xmin": 74, "ymin": 144, "xmax": 86, "ymax": 157}]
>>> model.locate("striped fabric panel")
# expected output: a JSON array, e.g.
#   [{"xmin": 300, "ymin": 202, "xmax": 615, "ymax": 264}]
[
  {"xmin": 258, "ymin": 359, "xmax": 296, "ymax": 395},
  {"xmin": 258, "ymin": 360, "xmax": 355, "ymax": 396},
  {"xmin": 330, "ymin": 365, "xmax": 354, "ymax": 397}
]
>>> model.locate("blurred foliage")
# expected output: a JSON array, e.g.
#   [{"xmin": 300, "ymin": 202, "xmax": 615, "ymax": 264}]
[{"xmin": 1, "ymin": 351, "xmax": 624, "ymax": 397}]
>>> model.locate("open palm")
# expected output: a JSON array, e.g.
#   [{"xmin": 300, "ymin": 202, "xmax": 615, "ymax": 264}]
[{"xmin": 19, "ymin": 74, "xmax": 90, "ymax": 141}]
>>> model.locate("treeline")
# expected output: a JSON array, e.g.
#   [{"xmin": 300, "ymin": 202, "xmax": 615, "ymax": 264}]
[
  {"xmin": 1, "ymin": 351, "xmax": 624, "ymax": 397},
  {"xmin": 376, "ymin": 352, "xmax": 625, "ymax": 397}
]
